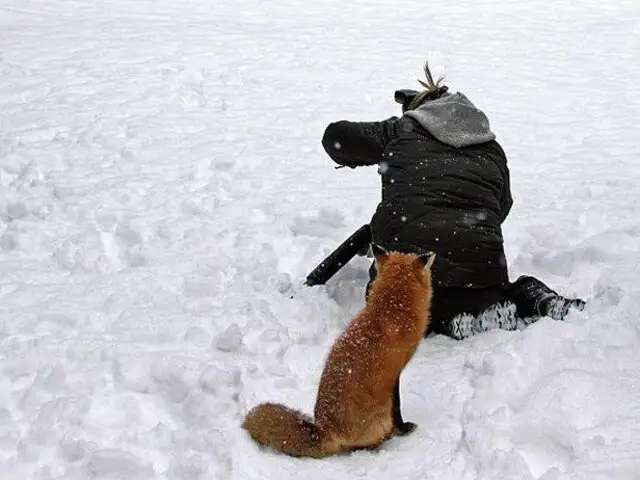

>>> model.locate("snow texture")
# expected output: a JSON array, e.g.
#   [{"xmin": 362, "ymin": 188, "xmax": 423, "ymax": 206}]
[{"xmin": 1, "ymin": 0, "xmax": 640, "ymax": 479}]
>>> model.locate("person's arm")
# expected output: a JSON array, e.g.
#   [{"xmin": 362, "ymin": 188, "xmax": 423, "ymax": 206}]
[{"xmin": 321, "ymin": 117, "xmax": 398, "ymax": 168}]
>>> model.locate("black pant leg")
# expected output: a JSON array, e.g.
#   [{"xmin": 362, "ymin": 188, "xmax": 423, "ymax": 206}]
[{"xmin": 365, "ymin": 262, "xmax": 526, "ymax": 340}]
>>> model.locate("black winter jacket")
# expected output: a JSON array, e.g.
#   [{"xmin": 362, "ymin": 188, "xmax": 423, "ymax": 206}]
[{"xmin": 322, "ymin": 92, "xmax": 513, "ymax": 288}]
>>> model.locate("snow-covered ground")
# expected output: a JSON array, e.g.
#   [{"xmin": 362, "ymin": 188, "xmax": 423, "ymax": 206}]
[{"xmin": 1, "ymin": 0, "xmax": 640, "ymax": 478}]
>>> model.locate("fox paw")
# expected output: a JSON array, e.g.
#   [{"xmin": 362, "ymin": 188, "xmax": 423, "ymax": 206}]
[{"xmin": 394, "ymin": 421, "xmax": 417, "ymax": 436}]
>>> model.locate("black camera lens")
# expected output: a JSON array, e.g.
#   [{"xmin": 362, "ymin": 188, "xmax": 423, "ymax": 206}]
[{"xmin": 394, "ymin": 89, "xmax": 419, "ymax": 105}]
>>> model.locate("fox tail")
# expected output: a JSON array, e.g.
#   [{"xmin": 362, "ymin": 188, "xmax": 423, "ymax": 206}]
[{"xmin": 242, "ymin": 403, "xmax": 326, "ymax": 458}]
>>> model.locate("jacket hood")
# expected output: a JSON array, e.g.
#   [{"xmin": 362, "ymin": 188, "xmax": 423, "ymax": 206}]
[{"xmin": 404, "ymin": 92, "xmax": 495, "ymax": 147}]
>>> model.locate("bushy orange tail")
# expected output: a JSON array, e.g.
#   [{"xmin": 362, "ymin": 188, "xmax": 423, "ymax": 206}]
[{"xmin": 242, "ymin": 403, "xmax": 325, "ymax": 458}]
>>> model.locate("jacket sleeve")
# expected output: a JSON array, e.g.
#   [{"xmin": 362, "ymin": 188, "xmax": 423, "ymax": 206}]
[
  {"xmin": 499, "ymin": 163, "xmax": 513, "ymax": 222},
  {"xmin": 321, "ymin": 117, "xmax": 398, "ymax": 168},
  {"xmin": 488, "ymin": 141, "xmax": 513, "ymax": 223}
]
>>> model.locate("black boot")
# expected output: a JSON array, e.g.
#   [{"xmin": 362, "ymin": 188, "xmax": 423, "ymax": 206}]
[
  {"xmin": 542, "ymin": 296, "xmax": 586, "ymax": 321},
  {"xmin": 509, "ymin": 276, "xmax": 586, "ymax": 320}
]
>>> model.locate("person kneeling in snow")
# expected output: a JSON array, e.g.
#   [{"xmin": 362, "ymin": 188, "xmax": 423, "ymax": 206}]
[{"xmin": 321, "ymin": 62, "xmax": 585, "ymax": 340}]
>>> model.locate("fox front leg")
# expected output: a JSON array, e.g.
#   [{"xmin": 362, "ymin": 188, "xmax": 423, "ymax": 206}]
[{"xmin": 392, "ymin": 377, "xmax": 417, "ymax": 436}]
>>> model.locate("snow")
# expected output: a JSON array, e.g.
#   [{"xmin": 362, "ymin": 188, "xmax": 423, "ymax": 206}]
[{"xmin": 1, "ymin": 0, "xmax": 639, "ymax": 478}]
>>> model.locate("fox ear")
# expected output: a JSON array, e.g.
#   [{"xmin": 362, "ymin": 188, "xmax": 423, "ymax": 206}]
[
  {"xmin": 417, "ymin": 251, "xmax": 436, "ymax": 269},
  {"xmin": 372, "ymin": 243, "xmax": 389, "ymax": 265}
]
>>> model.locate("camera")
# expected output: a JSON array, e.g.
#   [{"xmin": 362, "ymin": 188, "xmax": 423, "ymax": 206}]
[{"xmin": 394, "ymin": 89, "xmax": 419, "ymax": 112}]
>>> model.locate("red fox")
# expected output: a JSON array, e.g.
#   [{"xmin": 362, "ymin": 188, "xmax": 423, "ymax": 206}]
[{"xmin": 242, "ymin": 245, "xmax": 435, "ymax": 458}]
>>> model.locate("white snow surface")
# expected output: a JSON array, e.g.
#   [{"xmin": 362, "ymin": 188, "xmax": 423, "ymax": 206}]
[{"xmin": 1, "ymin": 0, "xmax": 640, "ymax": 478}]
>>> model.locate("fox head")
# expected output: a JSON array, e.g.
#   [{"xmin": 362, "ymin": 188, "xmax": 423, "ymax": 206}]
[{"xmin": 371, "ymin": 244, "xmax": 436, "ymax": 290}]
